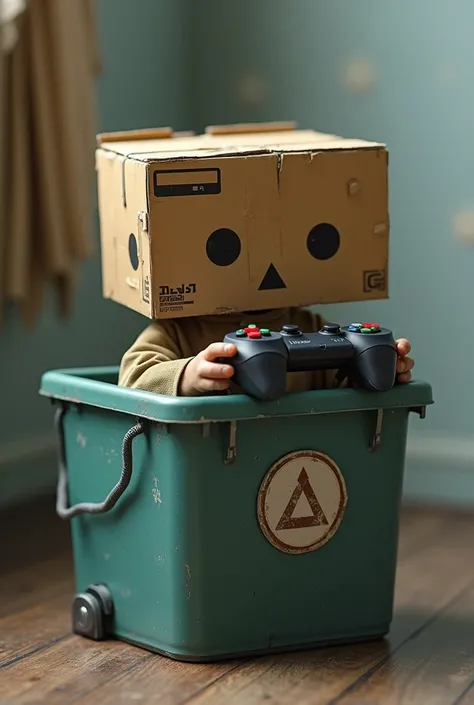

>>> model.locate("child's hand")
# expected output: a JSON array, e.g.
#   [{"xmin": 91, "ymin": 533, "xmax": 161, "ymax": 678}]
[
  {"xmin": 395, "ymin": 338, "xmax": 414, "ymax": 383},
  {"xmin": 179, "ymin": 343, "xmax": 237, "ymax": 395}
]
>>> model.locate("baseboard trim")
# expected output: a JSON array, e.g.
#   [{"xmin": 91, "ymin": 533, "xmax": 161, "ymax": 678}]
[
  {"xmin": 0, "ymin": 432, "xmax": 58, "ymax": 510},
  {"xmin": 0, "ymin": 430, "xmax": 472, "ymax": 510},
  {"xmin": 404, "ymin": 431, "xmax": 474, "ymax": 508}
]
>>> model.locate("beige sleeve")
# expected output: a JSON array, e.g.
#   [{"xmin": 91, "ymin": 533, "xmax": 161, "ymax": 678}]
[{"xmin": 118, "ymin": 322, "xmax": 193, "ymax": 396}]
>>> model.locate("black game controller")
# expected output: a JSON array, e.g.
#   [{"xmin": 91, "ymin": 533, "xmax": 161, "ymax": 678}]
[{"xmin": 222, "ymin": 322, "xmax": 398, "ymax": 401}]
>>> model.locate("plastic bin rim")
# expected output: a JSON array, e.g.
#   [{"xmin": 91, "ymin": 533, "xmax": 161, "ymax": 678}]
[{"xmin": 39, "ymin": 367, "xmax": 434, "ymax": 424}]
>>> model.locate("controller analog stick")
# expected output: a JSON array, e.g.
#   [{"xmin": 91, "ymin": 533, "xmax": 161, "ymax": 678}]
[
  {"xmin": 321, "ymin": 323, "xmax": 341, "ymax": 335},
  {"xmin": 281, "ymin": 324, "xmax": 301, "ymax": 336}
]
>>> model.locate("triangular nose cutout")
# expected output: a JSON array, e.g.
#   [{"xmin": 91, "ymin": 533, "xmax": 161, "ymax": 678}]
[{"xmin": 258, "ymin": 263, "xmax": 286, "ymax": 290}]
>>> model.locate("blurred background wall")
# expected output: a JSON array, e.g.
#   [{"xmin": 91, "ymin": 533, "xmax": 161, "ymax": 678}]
[
  {"xmin": 0, "ymin": 0, "xmax": 188, "ymax": 507},
  {"xmin": 188, "ymin": 0, "xmax": 474, "ymax": 507},
  {"xmin": 2, "ymin": 0, "xmax": 473, "ymax": 508}
]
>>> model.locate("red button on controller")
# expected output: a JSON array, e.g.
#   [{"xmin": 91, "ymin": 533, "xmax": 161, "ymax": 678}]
[
  {"xmin": 364, "ymin": 322, "xmax": 380, "ymax": 328},
  {"xmin": 248, "ymin": 331, "xmax": 261, "ymax": 339}
]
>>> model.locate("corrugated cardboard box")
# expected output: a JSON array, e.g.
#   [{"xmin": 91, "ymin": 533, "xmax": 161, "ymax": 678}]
[{"xmin": 96, "ymin": 122, "xmax": 389, "ymax": 319}]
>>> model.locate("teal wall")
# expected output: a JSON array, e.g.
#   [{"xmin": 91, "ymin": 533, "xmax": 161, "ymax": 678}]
[
  {"xmin": 3, "ymin": 0, "xmax": 472, "ymax": 508},
  {"xmin": 189, "ymin": 0, "xmax": 474, "ymax": 506},
  {"xmin": 0, "ymin": 0, "xmax": 189, "ymax": 507}
]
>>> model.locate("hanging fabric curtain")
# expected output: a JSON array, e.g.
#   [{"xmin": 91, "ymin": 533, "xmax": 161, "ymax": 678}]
[{"xmin": 0, "ymin": 0, "xmax": 100, "ymax": 326}]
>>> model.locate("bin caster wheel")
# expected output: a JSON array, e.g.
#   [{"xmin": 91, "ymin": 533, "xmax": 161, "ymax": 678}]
[{"xmin": 72, "ymin": 584, "xmax": 114, "ymax": 641}]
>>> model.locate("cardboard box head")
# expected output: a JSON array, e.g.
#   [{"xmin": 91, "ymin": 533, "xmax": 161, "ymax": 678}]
[{"xmin": 96, "ymin": 122, "xmax": 389, "ymax": 319}]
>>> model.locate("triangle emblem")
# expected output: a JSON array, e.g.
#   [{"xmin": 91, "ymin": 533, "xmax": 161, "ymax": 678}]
[{"xmin": 276, "ymin": 468, "xmax": 329, "ymax": 530}]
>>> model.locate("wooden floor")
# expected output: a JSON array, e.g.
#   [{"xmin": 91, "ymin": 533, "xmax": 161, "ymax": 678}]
[{"xmin": 2, "ymin": 500, "xmax": 474, "ymax": 705}]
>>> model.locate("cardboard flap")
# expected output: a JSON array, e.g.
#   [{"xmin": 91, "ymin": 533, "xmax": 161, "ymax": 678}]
[
  {"xmin": 205, "ymin": 121, "xmax": 297, "ymax": 135},
  {"xmin": 96, "ymin": 126, "xmax": 385, "ymax": 162},
  {"xmin": 96, "ymin": 126, "xmax": 174, "ymax": 146},
  {"xmin": 97, "ymin": 144, "xmax": 270, "ymax": 162},
  {"xmin": 273, "ymin": 138, "xmax": 386, "ymax": 154}
]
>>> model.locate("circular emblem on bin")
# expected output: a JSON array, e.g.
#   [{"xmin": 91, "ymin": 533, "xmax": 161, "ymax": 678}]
[{"xmin": 257, "ymin": 450, "xmax": 347, "ymax": 555}]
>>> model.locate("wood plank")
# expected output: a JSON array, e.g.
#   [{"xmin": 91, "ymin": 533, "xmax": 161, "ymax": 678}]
[
  {"xmin": 1, "ymin": 503, "xmax": 473, "ymax": 705},
  {"xmin": 0, "ymin": 638, "xmax": 148, "ymax": 703},
  {"xmin": 177, "ymin": 515, "xmax": 474, "ymax": 705},
  {"xmin": 0, "ymin": 496, "xmax": 74, "ymax": 622},
  {"xmin": 70, "ymin": 654, "xmax": 241, "ymax": 705},
  {"xmin": 0, "ymin": 635, "xmax": 238, "ymax": 704},
  {"xmin": 0, "ymin": 492, "xmax": 238, "ymax": 703},
  {"xmin": 397, "ymin": 506, "xmax": 456, "ymax": 560},
  {"xmin": 453, "ymin": 677, "xmax": 474, "ymax": 703},
  {"xmin": 62, "ymin": 510, "xmax": 463, "ymax": 705},
  {"xmin": 0, "ymin": 593, "xmax": 71, "ymax": 665},
  {"xmin": 332, "ymin": 580, "xmax": 474, "ymax": 704},
  {"xmin": 0, "ymin": 553, "xmax": 73, "ymax": 619},
  {"xmin": 0, "ymin": 497, "xmax": 70, "ymax": 572},
  {"xmin": 1, "ymin": 511, "xmax": 467, "ymax": 705}
]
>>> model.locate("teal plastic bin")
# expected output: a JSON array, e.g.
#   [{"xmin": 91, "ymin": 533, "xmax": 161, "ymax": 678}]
[{"xmin": 39, "ymin": 367, "xmax": 433, "ymax": 662}]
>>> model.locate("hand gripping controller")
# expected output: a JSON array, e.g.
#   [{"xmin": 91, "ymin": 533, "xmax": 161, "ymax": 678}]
[{"xmin": 222, "ymin": 322, "xmax": 398, "ymax": 401}]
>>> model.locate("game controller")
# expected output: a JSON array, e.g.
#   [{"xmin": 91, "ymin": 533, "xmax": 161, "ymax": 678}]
[{"xmin": 221, "ymin": 322, "xmax": 398, "ymax": 401}]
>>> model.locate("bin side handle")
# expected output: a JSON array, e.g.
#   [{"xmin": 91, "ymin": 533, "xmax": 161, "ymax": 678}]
[{"xmin": 54, "ymin": 406, "xmax": 145, "ymax": 520}]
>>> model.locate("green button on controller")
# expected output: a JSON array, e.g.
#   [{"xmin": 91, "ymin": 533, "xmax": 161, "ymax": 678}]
[
  {"xmin": 360, "ymin": 327, "xmax": 373, "ymax": 333},
  {"xmin": 235, "ymin": 329, "xmax": 246, "ymax": 337},
  {"xmin": 260, "ymin": 328, "xmax": 271, "ymax": 336}
]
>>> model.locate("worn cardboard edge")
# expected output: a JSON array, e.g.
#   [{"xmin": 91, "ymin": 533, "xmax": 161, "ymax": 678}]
[
  {"xmin": 95, "ymin": 143, "xmax": 387, "ymax": 165},
  {"xmin": 144, "ymin": 164, "xmax": 155, "ymax": 319},
  {"xmin": 94, "ymin": 124, "xmax": 386, "ymax": 161},
  {"xmin": 101, "ymin": 291, "xmax": 390, "ymax": 321}
]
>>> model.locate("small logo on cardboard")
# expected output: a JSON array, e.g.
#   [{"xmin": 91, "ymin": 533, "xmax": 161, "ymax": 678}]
[
  {"xmin": 142, "ymin": 275, "xmax": 150, "ymax": 303},
  {"xmin": 153, "ymin": 169, "xmax": 221, "ymax": 198},
  {"xmin": 363, "ymin": 269, "xmax": 386, "ymax": 293},
  {"xmin": 158, "ymin": 283, "xmax": 197, "ymax": 312}
]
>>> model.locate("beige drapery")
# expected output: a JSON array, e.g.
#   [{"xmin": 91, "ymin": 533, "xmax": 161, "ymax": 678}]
[{"xmin": 0, "ymin": 0, "xmax": 100, "ymax": 326}]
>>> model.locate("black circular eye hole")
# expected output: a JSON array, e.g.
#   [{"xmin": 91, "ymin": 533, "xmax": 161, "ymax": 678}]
[
  {"xmin": 307, "ymin": 223, "xmax": 340, "ymax": 260},
  {"xmin": 128, "ymin": 233, "xmax": 139, "ymax": 270},
  {"xmin": 206, "ymin": 228, "xmax": 241, "ymax": 266}
]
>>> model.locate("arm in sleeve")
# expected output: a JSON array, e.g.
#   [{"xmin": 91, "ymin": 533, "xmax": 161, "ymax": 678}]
[{"xmin": 118, "ymin": 322, "xmax": 194, "ymax": 396}]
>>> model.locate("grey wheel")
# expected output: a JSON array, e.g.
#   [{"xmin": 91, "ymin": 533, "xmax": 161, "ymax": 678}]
[{"xmin": 72, "ymin": 584, "xmax": 113, "ymax": 640}]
